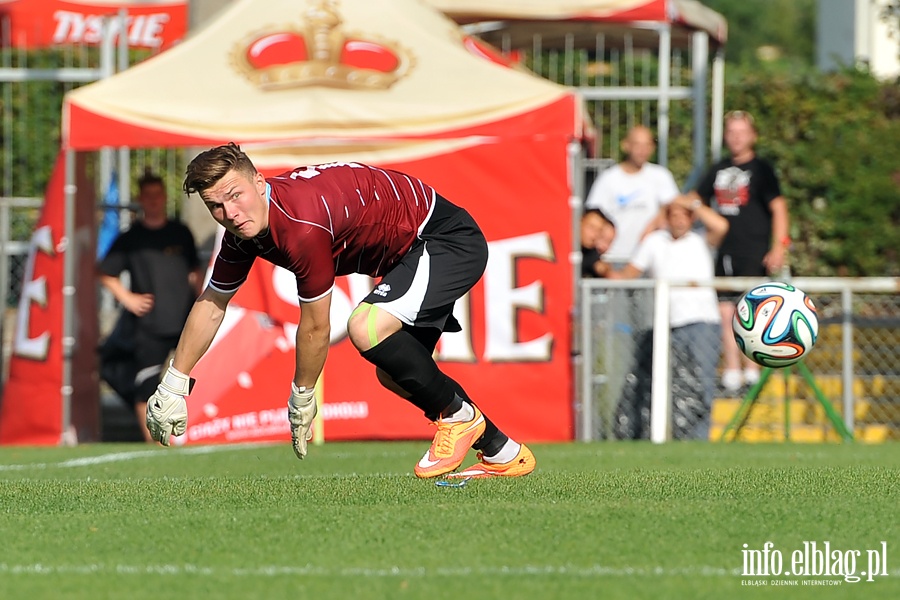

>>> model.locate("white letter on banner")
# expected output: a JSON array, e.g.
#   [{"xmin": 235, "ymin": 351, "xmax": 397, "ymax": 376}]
[
  {"xmin": 52, "ymin": 11, "xmax": 81, "ymax": 44},
  {"xmin": 272, "ymin": 267, "xmax": 373, "ymax": 343},
  {"xmin": 13, "ymin": 226, "xmax": 55, "ymax": 360},
  {"xmin": 436, "ymin": 293, "xmax": 475, "ymax": 362},
  {"xmin": 137, "ymin": 14, "xmax": 169, "ymax": 48},
  {"xmin": 483, "ymin": 232, "xmax": 554, "ymax": 361},
  {"xmin": 83, "ymin": 15, "xmax": 105, "ymax": 44}
]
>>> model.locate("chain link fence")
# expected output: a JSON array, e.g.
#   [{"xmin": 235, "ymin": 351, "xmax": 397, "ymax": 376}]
[{"xmin": 578, "ymin": 277, "xmax": 900, "ymax": 443}]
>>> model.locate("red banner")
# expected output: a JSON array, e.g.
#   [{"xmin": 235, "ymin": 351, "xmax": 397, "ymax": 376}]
[
  {"xmin": 178, "ymin": 137, "xmax": 575, "ymax": 446},
  {"xmin": 0, "ymin": 154, "xmax": 67, "ymax": 444},
  {"xmin": 0, "ymin": 0, "xmax": 187, "ymax": 50}
]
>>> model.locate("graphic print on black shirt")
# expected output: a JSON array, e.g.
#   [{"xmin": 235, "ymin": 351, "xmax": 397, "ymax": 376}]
[{"xmin": 697, "ymin": 156, "xmax": 781, "ymax": 263}]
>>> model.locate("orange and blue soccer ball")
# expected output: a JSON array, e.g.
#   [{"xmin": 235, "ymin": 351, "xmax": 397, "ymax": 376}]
[{"xmin": 732, "ymin": 282, "xmax": 819, "ymax": 368}]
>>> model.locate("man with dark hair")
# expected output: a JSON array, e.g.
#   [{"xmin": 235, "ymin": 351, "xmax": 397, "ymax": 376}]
[
  {"xmin": 99, "ymin": 171, "xmax": 202, "ymax": 441},
  {"xmin": 580, "ymin": 207, "xmax": 616, "ymax": 278},
  {"xmin": 146, "ymin": 143, "xmax": 535, "ymax": 479}
]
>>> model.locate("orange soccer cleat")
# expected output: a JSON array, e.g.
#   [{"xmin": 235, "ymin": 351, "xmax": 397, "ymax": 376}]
[
  {"xmin": 414, "ymin": 405, "xmax": 486, "ymax": 478},
  {"xmin": 446, "ymin": 443, "xmax": 536, "ymax": 479}
]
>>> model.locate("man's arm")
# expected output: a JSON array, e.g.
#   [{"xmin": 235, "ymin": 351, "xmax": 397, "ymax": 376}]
[
  {"xmin": 145, "ymin": 285, "xmax": 234, "ymax": 446},
  {"xmin": 762, "ymin": 196, "xmax": 789, "ymax": 274},
  {"xmin": 294, "ymin": 293, "xmax": 332, "ymax": 389},
  {"xmin": 99, "ymin": 273, "xmax": 154, "ymax": 317},
  {"xmin": 171, "ymin": 287, "xmax": 234, "ymax": 374},
  {"xmin": 684, "ymin": 190, "xmax": 703, "ymax": 205},
  {"xmin": 606, "ymin": 263, "xmax": 643, "ymax": 280},
  {"xmin": 672, "ymin": 195, "xmax": 730, "ymax": 247},
  {"xmin": 697, "ymin": 202, "xmax": 730, "ymax": 247},
  {"xmin": 286, "ymin": 292, "xmax": 331, "ymax": 459}
]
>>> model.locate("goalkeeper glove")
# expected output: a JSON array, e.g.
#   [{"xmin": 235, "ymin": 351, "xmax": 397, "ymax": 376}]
[
  {"xmin": 288, "ymin": 383, "xmax": 317, "ymax": 459},
  {"xmin": 146, "ymin": 362, "xmax": 192, "ymax": 446}
]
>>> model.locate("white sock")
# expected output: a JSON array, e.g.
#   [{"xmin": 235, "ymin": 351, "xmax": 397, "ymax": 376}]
[
  {"xmin": 743, "ymin": 368, "xmax": 760, "ymax": 385},
  {"xmin": 442, "ymin": 401, "xmax": 475, "ymax": 423},
  {"xmin": 722, "ymin": 369, "xmax": 742, "ymax": 391},
  {"xmin": 483, "ymin": 439, "xmax": 521, "ymax": 464}
]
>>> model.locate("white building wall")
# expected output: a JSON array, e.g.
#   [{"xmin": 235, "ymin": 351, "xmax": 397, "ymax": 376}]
[{"xmin": 819, "ymin": 0, "xmax": 899, "ymax": 79}]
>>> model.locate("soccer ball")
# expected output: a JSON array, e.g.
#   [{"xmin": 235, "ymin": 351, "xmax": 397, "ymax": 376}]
[{"xmin": 732, "ymin": 282, "xmax": 819, "ymax": 368}]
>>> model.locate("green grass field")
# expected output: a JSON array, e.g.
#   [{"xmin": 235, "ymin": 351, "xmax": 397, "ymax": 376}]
[{"xmin": 1, "ymin": 441, "xmax": 898, "ymax": 599}]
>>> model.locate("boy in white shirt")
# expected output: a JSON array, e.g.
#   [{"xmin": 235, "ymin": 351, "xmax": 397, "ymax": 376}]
[{"xmin": 608, "ymin": 196, "xmax": 729, "ymax": 439}]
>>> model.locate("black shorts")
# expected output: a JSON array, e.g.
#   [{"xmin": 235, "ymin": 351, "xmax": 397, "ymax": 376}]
[
  {"xmin": 132, "ymin": 329, "xmax": 179, "ymax": 406},
  {"xmin": 716, "ymin": 252, "xmax": 767, "ymax": 302},
  {"xmin": 363, "ymin": 195, "xmax": 488, "ymax": 333}
]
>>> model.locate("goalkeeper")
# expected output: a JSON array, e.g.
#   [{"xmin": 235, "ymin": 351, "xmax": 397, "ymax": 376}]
[{"xmin": 146, "ymin": 143, "xmax": 535, "ymax": 479}]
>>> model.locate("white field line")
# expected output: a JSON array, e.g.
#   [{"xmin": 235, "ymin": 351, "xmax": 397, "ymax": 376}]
[
  {"xmin": 1, "ymin": 562, "xmax": 897, "ymax": 578},
  {"xmin": 0, "ymin": 444, "xmax": 416, "ymax": 478},
  {"xmin": 0, "ymin": 563, "xmax": 746, "ymax": 577},
  {"xmin": 0, "ymin": 443, "xmax": 273, "ymax": 471}
]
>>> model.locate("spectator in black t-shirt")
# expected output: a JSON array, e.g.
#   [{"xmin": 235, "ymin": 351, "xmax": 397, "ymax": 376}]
[
  {"xmin": 686, "ymin": 110, "xmax": 790, "ymax": 393},
  {"xmin": 99, "ymin": 171, "xmax": 203, "ymax": 441}
]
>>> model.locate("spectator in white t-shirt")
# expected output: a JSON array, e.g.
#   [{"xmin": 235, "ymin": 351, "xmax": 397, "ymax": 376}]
[
  {"xmin": 584, "ymin": 125, "xmax": 680, "ymax": 267},
  {"xmin": 608, "ymin": 196, "xmax": 729, "ymax": 439}
]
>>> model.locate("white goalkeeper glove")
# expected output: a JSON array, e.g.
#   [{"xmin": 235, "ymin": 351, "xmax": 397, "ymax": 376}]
[
  {"xmin": 288, "ymin": 383, "xmax": 317, "ymax": 460},
  {"xmin": 146, "ymin": 362, "xmax": 192, "ymax": 446}
]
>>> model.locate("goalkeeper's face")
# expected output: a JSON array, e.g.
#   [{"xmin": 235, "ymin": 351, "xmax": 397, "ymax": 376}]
[{"xmin": 201, "ymin": 169, "xmax": 270, "ymax": 239}]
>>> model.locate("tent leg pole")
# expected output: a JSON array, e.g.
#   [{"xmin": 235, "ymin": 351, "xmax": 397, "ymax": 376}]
[{"xmin": 62, "ymin": 149, "xmax": 76, "ymax": 445}]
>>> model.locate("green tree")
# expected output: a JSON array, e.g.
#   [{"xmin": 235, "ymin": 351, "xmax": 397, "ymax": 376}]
[
  {"xmin": 702, "ymin": 0, "xmax": 817, "ymax": 66},
  {"xmin": 718, "ymin": 64, "xmax": 900, "ymax": 276}
]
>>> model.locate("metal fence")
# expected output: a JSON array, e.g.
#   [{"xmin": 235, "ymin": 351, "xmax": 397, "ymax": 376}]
[
  {"xmin": 577, "ymin": 277, "xmax": 900, "ymax": 443},
  {"xmin": 1, "ymin": 10, "xmax": 193, "ymax": 365},
  {"xmin": 0, "ymin": 196, "xmax": 42, "ymax": 384},
  {"xmin": 470, "ymin": 23, "xmax": 724, "ymax": 192}
]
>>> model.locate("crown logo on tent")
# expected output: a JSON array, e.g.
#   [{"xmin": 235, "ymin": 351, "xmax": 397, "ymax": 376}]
[{"xmin": 232, "ymin": 0, "xmax": 414, "ymax": 91}]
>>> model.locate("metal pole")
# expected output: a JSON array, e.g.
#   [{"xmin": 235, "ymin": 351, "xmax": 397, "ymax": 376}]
[
  {"xmin": 711, "ymin": 48, "xmax": 725, "ymax": 162},
  {"xmin": 691, "ymin": 32, "xmax": 709, "ymax": 181},
  {"xmin": 61, "ymin": 150, "xmax": 77, "ymax": 444},
  {"xmin": 569, "ymin": 140, "xmax": 588, "ymax": 440},
  {"xmin": 2, "ymin": 16, "xmax": 13, "ymax": 197},
  {"xmin": 99, "ymin": 16, "xmax": 116, "ymax": 215},
  {"xmin": 118, "ymin": 9, "xmax": 132, "ymax": 215},
  {"xmin": 650, "ymin": 280, "xmax": 671, "ymax": 443},
  {"xmin": 657, "ymin": 26, "xmax": 672, "ymax": 167},
  {"xmin": 841, "ymin": 286, "xmax": 855, "ymax": 435},
  {"xmin": 579, "ymin": 280, "xmax": 592, "ymax": 442},
  {"xmin": 0, "ymin": 198, "xmax": 8, "ymax": 387}
]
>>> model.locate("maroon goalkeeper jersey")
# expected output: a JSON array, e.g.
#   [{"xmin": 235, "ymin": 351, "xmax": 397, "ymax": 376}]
[{"xmin": 208, "ymin": 162, "xmax": 436, "ymax": 302}]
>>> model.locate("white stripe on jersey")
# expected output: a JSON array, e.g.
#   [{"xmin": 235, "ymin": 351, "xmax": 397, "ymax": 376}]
[
  {"xmin": 298, "ymin": 283, "xmax": 335, "ymax": 304},
  {"xmin": 416, "ymin": 189, "xmax": 437, "ymax": 238},
  {"xmin": 372, "ymin": 166, "xmax": 402, "ymax": 202},
  {"xmin": 208, "ymin": 276, "xmax": 247, "ymax": 293},
  {"xmin": 320, "ymin": 195, "xmax": 334, "ymax": 237},
  {"xmin": 269, "ymin": 198, "xmax": 334, "ymax": 239},
  {"xmin": 216, "ymin": 251, "xmax": 253, "ymax": 265}
]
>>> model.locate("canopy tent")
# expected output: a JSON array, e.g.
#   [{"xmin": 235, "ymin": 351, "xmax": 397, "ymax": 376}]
[
  {"xmin": 425, "ymin": 0, "xmax": 727, "ymax": 48},
  {"xmin": 0, "ymin": 0, "xmax": 584, "ymax": 445},
  {"xmin": 62, "ymin": 0, "xmax": 578, "ymax": 149},
  {"xmin": 428, "ymin": 0, "xmax": 729, "ymax": 207}
]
